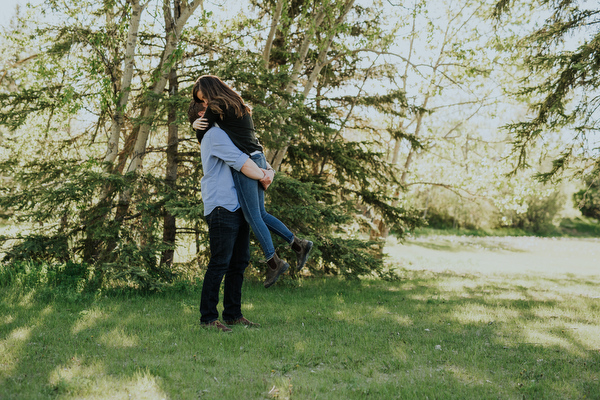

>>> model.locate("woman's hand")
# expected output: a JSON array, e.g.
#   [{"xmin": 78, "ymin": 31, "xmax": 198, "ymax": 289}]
[
  {"xmin": 192, "ymin": 117, "xmax": 209, "ymax": 131},
  {"xmin": 260, "ymin": 168, "xmax": 275, "ymax": 191}
]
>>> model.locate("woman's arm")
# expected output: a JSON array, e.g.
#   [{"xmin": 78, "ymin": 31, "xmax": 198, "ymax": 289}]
[
  {"xmin": 193, "ymin": 107, "xmax": 219, "ymax": 135},
  {"xmin": 240, "ymin": 160, "xmax": 274, "ymax": 191}
]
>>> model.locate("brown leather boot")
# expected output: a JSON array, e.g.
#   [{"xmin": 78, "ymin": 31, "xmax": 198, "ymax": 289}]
[
  {"xmin": 291, "ymin": 236, "xmax": 313, "ymax": 272},
  {"xmin": 264, "ymin": 253, "xmax": 289, "ymax": 288}
]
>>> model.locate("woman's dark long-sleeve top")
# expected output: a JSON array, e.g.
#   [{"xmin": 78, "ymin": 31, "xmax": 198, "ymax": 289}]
[{"xmin": 196, "ymin": 105, "xmax": 263, "ymax": 155}]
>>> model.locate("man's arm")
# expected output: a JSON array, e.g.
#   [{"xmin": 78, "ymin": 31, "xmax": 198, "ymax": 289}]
[
  {"xmin": 236, "ymin": 154, "xmax": 274, "ymax": 190},
  {"xmin": 240, "ymin": 159, "xmax": 264, "ymax": 180},
  {"xmin": 208, "ymin": 128, "xmax": 272, "ymax": 186}
]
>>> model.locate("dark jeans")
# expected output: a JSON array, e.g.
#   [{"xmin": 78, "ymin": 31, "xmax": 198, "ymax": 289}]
[
  {"xmin": 231, "ymin": 152, "xmax": 294, "ymax": 260},
  {"xmin": 199, "ymin": 207, "xmax": 250, "ymax": 323}
]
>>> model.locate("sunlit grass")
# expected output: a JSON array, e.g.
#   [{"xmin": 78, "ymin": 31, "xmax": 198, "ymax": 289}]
[{"xmin": 1, "ymin": 235, "xmax": 599, "ymax": 399}]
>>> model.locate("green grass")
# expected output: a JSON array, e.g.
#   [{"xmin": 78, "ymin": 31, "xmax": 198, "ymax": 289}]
[
  {"xmin": 1, "ymin": 236, "xmax": 600, "ymax": 399},
  {"xmin": 413, "ymin": 216, "xmax": 600, "ymax": 238}
]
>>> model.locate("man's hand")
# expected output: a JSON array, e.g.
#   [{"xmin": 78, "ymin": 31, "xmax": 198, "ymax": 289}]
[
  {"xmin": 260, "ymin": 168, "xmax": 275, "ymax": 191},
  {"xmin": 192, "ymin": 117, "xmax": 209, "ymax": 131}
]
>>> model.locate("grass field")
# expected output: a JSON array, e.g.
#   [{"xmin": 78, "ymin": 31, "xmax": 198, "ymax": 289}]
[{"xmin": 1, "ymin": 235, "xmax": 599, "ymax": 399}]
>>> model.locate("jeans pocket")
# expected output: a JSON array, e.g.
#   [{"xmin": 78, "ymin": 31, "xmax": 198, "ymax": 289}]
[{"xmin": 206, "ymin": 206, "xmax": 222, "ymax": 227}]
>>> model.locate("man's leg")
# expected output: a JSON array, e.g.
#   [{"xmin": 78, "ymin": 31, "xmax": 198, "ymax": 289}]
[
  {"xmin": 222, "ymin": 209, "xmax": 250, "ymax": 322},
  {"xmin": 199, "ymin": 207, "xmax": 238, "ymax": 325}
]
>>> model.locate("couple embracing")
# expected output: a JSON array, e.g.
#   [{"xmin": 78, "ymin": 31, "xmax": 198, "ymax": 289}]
[{"xmin": 189, "ymin": 75, "xmax": 313, "ymax": 332}]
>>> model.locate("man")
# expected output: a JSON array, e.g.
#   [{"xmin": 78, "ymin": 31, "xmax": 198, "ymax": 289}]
[{"xmin": 190, "ymin": 101, "xmax": 274, "ymax": 332}]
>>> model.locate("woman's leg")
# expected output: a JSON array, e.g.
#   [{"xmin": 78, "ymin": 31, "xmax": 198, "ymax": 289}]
[
  {"xmin": 249, "ymin": 153, "xmax": 294, "ymax": 242},
  {"xmin": 232, "ymin": 153, "xmax": 294, "ymax": 258},
  {"xmin": 256, "ymin": 172, "xmax": 294, "ymax": 242},
  {"xmin": 232, "ymin": 168, "xmax": 277, "ymax": 260},
  {"xmin": 249, "ymin": 154, "xmax": 313, "ymax": 271}
]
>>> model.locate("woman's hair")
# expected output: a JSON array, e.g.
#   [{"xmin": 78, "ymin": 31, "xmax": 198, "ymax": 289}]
[{"xmin": 192, "ymin": 75, "xmax": 251, "ymax": 118}]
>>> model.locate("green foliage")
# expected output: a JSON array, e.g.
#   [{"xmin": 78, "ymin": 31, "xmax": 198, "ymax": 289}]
[
  {"xmin": 573, "ymin": 178, "xmax": 600, "ymax": 221},
  {"xmin": 2, "ymin": 234, "xmax": 69, "ymax": 263},
  {"xmin": 0, "ymin": 260, "xmax": 94, "ymax": 295},
  {"xmin": 424, "ymin": 208, "xmax": 460, "ymax": 230},
  {"xmin": 1, "ymin": 0, "xmax": 521, "ymax": 290},
  {"xmin": 494, "ymin": 1, "xmax": 600, "ymax": 180},
  {"xmin": 265, "ymin": 174, "xmax": 393, "ymax": 278},
  {"xmin": 500, "ymin": 190, "xmax": 565, "ymax": 234},
  {"xmin": 0, "ymin": 158, "xmax": 125, "ymax": 222},
  {"xmin": 318, "ymin": 237, "xmax": 387, "ymax": 278},
  {"xmin": 558, "ymin": 217, "xmax": 600, "ymax": 237}
]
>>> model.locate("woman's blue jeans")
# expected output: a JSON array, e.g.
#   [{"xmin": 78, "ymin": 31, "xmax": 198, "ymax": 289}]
[
  {"xmin": 199, "ymin": 207, "xmax": 249, "ymax": 324},
  {"xmin": 232, "ymin": 152, "xmax": 294, "ymax": 260}
]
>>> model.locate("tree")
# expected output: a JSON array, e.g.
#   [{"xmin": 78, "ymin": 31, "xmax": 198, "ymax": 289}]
[
  {"xmin": 178, "ymin": 0, "xmax": 425, "ymax": 276},
  {"xmin": 1, "ymin": 0, "xmax": 425, "ymax": 285},
  {"xmin": 360, "ymin": 0, "xmax": 523, "ymax": 236},
  {"xmin": 0, "ymin": 0, "xmax": 204, "ymax": 288},
  {"xmin": 493, "ymin": 1, "xmax": 600, "ymax": 182},
  {"xmin": 573, "ymin": 177, "xmax": 600, "ymax": 220}
]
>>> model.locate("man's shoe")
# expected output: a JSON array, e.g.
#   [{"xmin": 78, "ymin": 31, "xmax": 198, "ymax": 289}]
[
  {"xmin": 292, "ymin": 236, "xmax": 313, "ymax": 272},
  {"xmin": 200, "ymin": 320, "xmax": 232, "ymax": 333},
  {"xmin": 264, "ymin": 253, "xmax": 289, "ymax": 288},
  {"xmin": 224, "ymin": 317, "xmax": 261, "ymax": 327}
]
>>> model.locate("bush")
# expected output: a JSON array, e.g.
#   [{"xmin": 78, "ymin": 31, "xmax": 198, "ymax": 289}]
[
  {"xmin": 0, "ymin": 260, "xmax": 94, "ymax": 293},
  {"xmin": 410, "ymin": 185, "xmax": 498, "ymax": 231},
  {"xmin": 573, "ymin": 179, "xmax": 600, "ymax": 220},
  {"xmin": 501, "ymin": 191, "xmax": 565, "ymax": 234}
]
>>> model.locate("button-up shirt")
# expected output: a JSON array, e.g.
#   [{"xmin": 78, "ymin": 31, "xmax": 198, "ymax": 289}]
[{"xmin": 200, "ymin": 126, "xmax": 249, "ymax": 216}]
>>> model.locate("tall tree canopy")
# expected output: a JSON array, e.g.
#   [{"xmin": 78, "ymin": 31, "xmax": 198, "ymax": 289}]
[
  {"xmin": 494, "ymin": 0, "xmax": 600, "ymax": 182},
  {"xmin": 1, "ymin": 0, "xmax": 559, "ymax": 289},
  {"xmin": 0, "ymin": 0, "xmax": 429, "ymax": 288}
]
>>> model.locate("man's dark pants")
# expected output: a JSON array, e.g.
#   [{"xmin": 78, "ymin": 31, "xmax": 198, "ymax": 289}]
[{"xmin": 200, "ymin": 207, "xmax": 250, "ymax": 323}]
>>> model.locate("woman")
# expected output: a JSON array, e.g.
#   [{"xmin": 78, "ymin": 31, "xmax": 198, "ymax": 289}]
[{"xmin": 190, "ymin": 75, "xmax": 313, "ymax": 288}]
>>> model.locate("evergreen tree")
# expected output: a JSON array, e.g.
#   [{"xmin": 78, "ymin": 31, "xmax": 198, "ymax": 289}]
[
  {"xmin": 0, "ymin": 0, "xmax": 422, "ymax": 288},
  {"xmin": 493, "ymin": 1, "xmax": 600, "ymax": 182}
]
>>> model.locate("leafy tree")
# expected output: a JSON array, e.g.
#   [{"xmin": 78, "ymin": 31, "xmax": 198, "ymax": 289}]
[
  {"xmin": 180, "ymin": 0, "xmax": 424, "ymax": 275},
  {"xmin": 493, "ymin": 0, "xmax": 600, "ymax": 182},
  {"xmin": 1, "ymin": 0, "xmax": 423, "ymax": 287},
  {"xmin": 358, "ymin": 0, "xmax": 525, "ymax": 236},
  {"xmin": 0, "ymin": 0, "xmax": 204, "ymax": 288},
  {"xmin": 573, "ymin": 177, "xmax": 600, "ymax": 220}
]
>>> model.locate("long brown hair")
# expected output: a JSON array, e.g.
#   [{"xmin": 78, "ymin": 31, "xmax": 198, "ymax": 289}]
[{"xmin": 192, "ymin": 75, "xmax": 251, "ymax": 118}]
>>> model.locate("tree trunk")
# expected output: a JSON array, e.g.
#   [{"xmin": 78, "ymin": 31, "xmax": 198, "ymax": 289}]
[
  {"xmin": 265, "ymin": 0, "xmax": 356, "ymax": 170},
  {"xmin": 104, "ymin": 0, "xmax": 144, "ymax": 169},
  {"xmin": 160, "ymin": 68, "xmax": 179, "ymax": 268},
  {"xmin": 100, "ymin": 0, "xmax": 202, "ymax": 265},
  {"xmin": 82, "ymin": 1, "xmax": 146, "ymax": 264},
  {"xmin": 114, "ymin": 0, "xmax": 203, "ymax": 221},
  {"xmin": 262, "ymin": 0, "xmax": 284, "ymax": 67}
]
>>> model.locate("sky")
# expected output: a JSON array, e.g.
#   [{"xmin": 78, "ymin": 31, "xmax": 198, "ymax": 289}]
[{"xmin": 0, "ymin": 0, "xmax": 43, "ymax": 28}]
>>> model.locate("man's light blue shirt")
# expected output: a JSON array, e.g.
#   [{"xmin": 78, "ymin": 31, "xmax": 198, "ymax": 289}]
[{"xmin": 200, "ymin": 127, "xmax": 249, "ymax": 216}]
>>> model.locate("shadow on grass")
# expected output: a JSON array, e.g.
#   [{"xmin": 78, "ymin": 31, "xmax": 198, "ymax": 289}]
[
  {"xmin": 406, "ymin": 237, "xmax": 528, "ymax": 253},
  {"xmin": 1, "ymin": 273, "xmax": 599, "ymax": 399},
  {"xmin": 0, "ymin": 289, "xmax": 183, "ymax": 398}
]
